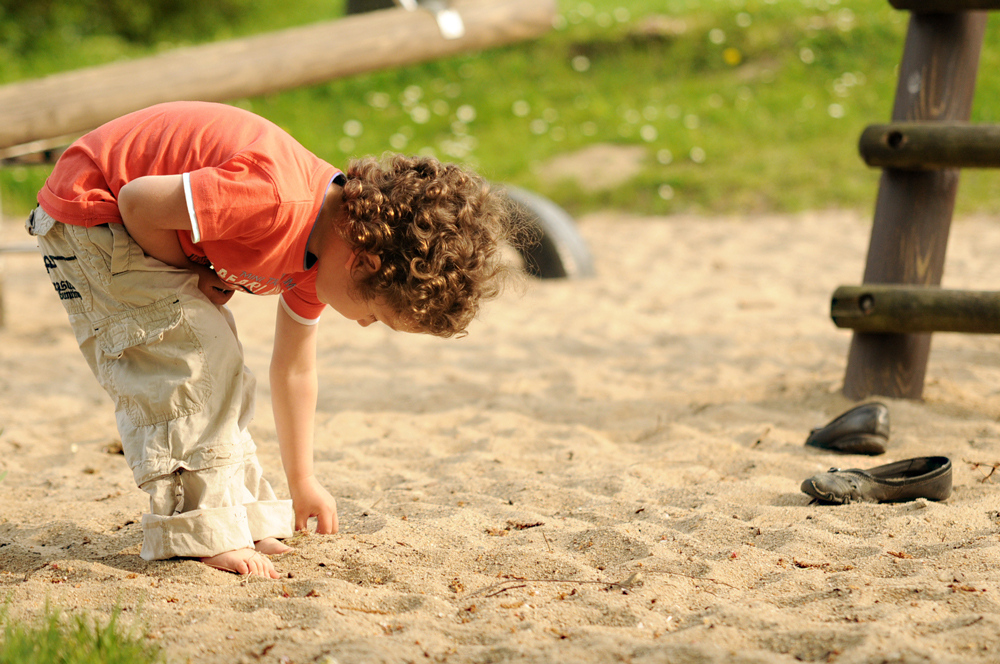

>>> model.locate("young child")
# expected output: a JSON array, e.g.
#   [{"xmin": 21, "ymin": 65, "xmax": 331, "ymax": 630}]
[{"xmin": 28, "ymin": 100, "xmax": 515, "ymax": 578}]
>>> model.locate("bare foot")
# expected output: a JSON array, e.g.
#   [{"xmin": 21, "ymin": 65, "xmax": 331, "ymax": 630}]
[
  {"xmin": 201, "ymin": 548, "xmax": 279, "ymax": 578},
  {"xmin": 254, "ymin": 537, "xmax": 291, "ymax": 555}
]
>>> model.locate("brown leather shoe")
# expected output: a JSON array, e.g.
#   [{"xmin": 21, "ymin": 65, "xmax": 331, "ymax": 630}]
[
  {"xmin": 805, "ymin": 402, "xmax": 889, "ymax": 455},
  {"xmin": 801, "ymin": 456, "xmax": 952, "ymax": 504}
]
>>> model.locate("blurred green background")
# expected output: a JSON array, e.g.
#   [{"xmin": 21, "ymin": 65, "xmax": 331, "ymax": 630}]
[{"xmin": 2, "ymin": 0, "xmax": 999, "ymax": 219}]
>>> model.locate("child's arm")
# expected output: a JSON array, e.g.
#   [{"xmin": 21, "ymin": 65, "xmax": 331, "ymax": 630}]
[
  {"xmin": 271, "ymin": 303, "xmax": 339, "ymax": 534},
  {"xmin": 117, "ymin": 175, "xmax": 235, "ymax": 305}
]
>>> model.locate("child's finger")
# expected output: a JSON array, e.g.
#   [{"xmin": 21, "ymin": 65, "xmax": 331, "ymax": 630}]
[
  {"xmin": 294, "ymin": 509, "xmax": 310, "ymax": 532},
  {"xmin": 315, "ymin": 507, "xmax": 338, "ymax": 534}
]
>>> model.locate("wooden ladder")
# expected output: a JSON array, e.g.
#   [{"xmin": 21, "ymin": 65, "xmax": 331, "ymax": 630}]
[{"xmin": 833, "ymin": 1, "xmax": 997, "ymax": 400}]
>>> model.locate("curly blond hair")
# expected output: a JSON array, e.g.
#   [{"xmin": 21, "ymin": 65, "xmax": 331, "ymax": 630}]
[{"xmin": 340, "ymin": 153, "xmax": 520, "ymax": 337}]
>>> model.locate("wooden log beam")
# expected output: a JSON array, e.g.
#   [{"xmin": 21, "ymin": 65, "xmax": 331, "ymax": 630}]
[
  {"xmin": 860, "ymin": 123, "xmax": 1000, "ymax": 170},
  {"xmin": 842, "ymin": 11, "xmax": 987, "ymax": 401},
  {"xmin": 832, "ymin": 285, "xmax": 1000, "ymax": 334},
  {"xmin": 890, "ymin": 0, "xmax": 1000, "ymax": 12},
  {"xmin": 0, "ymin": 0, "xmax": 555, "ymax": 150}
]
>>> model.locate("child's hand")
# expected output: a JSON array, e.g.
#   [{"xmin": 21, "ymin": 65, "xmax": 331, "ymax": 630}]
[
  {"xmin": 290, "ymin": 475, "xmax": 339, "ymax": 534},
  {"xmin": 192, "ymin": 264, "xmax": 235, "ymax": 305}
]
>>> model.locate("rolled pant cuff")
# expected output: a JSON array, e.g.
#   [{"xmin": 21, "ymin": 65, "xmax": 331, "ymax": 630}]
[
  {"xmin": 246, "ymin": 499, "xmax": 295, "ymax": 541},
  {"xmin": 140, "ymin": 506, "xmax": 254, "ymax": 561}
]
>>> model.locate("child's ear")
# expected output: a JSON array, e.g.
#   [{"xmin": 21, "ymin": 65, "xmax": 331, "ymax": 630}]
[{"xmin": 350, "ymin": 251, "xmax": 381, "ymax": 276}]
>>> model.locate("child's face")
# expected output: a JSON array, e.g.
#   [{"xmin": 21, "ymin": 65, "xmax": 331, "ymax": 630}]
[
  {"xmin": 314, "ymin": 247, "xmax": 414, "ymax": 332},
  {"xmin": 317, "ymin": 276, "xmax": 394, "ymax": 329},
  {"xmin": 353, "ymin": 300, "xmax": 413, "ymax": 332}
]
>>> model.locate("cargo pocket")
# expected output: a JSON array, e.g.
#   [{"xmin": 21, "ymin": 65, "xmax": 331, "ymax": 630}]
[
  {"xmin": 107, "ymin": 221, "xmax": 145, "ymax": 276},
  {"xmin": 94, "ymin": 297, "xmax": 211, "ymax": 427}
]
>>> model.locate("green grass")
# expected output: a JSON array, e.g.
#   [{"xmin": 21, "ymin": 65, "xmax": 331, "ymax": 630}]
[
  {"xmin": 0, "ymin": 603, "xmax": 162, "ymax": 664},
  {"xmin": 3, "ymin": 0, "xmax": 1000, "ymax": 219}
]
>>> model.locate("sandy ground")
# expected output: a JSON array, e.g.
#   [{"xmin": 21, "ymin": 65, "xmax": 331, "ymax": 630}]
[{"xmin": 3, "ymin": 208, "xmax": 1000, "ymax": 664}]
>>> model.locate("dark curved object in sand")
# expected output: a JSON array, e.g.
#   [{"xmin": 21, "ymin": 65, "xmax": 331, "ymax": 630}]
[
  {"xmin": 801, "ymin": 456, "xmax": 952, "ymax": 505},
  {"xmin": 805, "ymin": 402, "xmax": 889, "ymax": 455}
]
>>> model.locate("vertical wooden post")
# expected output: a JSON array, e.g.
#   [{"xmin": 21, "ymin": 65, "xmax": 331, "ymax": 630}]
[{"xmin": 843, "ymin": 12, "xmax": 987, "ymax": 400}]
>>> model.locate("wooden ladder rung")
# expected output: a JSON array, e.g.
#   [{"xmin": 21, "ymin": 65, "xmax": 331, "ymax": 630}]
[
  {"xmin": 859, "ymin": 123, "xmax": 1000, "ymax": 170},
  {"xmin": 890, "ymin": 0, "xmax": 1000, "ymax": 12},
  {"xmin": 832, "ymin": 285, "xmax": 1000, "ymax": 334}
]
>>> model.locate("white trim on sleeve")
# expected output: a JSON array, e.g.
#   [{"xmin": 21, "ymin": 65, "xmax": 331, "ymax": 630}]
[
  {"xmin": 181, "ymin": 172, "xmax": 202, "ymax": 244},
  {"xmin": 279, "ymin": 295, "xmax": 321, "ymax": 326}
]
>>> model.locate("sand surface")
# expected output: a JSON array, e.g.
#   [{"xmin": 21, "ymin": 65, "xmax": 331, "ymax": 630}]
[{"xmin": 3, "ymin": 209, "xmax": 1000, "ymax": 663}]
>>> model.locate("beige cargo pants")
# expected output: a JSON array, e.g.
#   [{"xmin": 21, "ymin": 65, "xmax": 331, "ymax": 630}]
[{"xmin": 27, "ymin": 207, "xmax": 293, "ymax": 560}]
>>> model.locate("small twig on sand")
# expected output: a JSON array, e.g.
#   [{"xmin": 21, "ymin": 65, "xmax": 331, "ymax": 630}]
[
  {"xmin": 461, "ymin": 565, "xmax": 743, "ymax": 601},
  {"xmin": 485, "ymin": 584, "xmax": 527, "ymax": 598},
  {"xmin": 463, "ymin": 571, "xmax": 644, "ymax": 600},
  {"xmin": 332, "ymin": 605, "xmax": 391, "ymax": 615},
  {"xmin": 642, "ymin": 569, "xmax": 739, "ymax": 590},
  {"xmin": 964, "ymin": 458, "xmax": 1000, "ymax": 483}
]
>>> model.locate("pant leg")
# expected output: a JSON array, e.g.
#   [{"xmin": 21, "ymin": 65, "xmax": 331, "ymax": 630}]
[
  {"xmin": 27, "ymin": 208, "xmax": 293, "ymax": 560},
  {"xmin": 141, "ymin": 430, "xmax": 294, "ymax": 559}
]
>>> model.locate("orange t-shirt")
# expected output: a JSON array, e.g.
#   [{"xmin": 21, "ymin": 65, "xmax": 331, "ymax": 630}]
[{"xmin": 38, "ymin": 101, "xmax": 339, "ymax": 323}]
